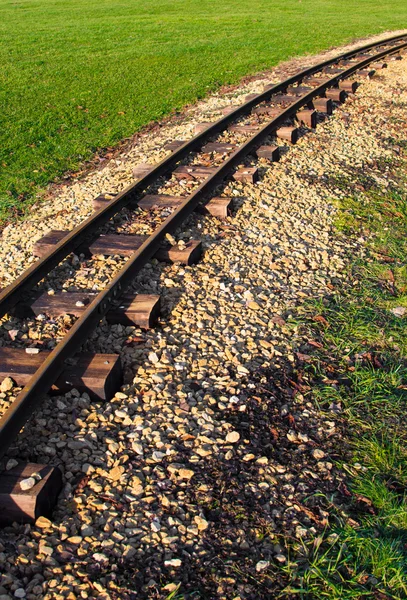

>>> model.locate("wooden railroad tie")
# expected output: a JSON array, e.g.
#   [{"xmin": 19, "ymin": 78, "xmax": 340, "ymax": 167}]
[
  {"xmin": 132, "ymin": 163, "xmax": 154, "ymax": 179},
  {"xmin": 144, "ymin": 195, "xmax": 233, "ymax": 219},
  {"xmin": 339, "ymin": 80, "xmax": 359, "ymax": 93},
  {"xmin": 244, "ymin": 93, "xmax": 259, "ymax": 102},
  {"xmin": 172, "ymin": 165, "xmax": 217, "ymax": 180},
  {"xmin": 286, "ymin": 85, "xmax": 313, "ymax": 95},
  {"xmin": 370, "ymin": 62, "xmax": 387, "ymax": 69},
  {"xmin": 325, "ymin": 88, "xmax": 347, "ymax": 103},
  {"xmin": 269, "ymin": 94, "xmax": 297, "ymax": 105},
  {"xmin": 312, "ymin": 98, "xmax": 333, "ymax": 115},
  {"xmin": 255, "ymin": 145, "xmax": 280, "ymax": 162},
  {"xmin": 138, "ymin": 194, "xmax": 183, "ymax": 210},
  {"xmin": 17, "ymin": 292, "xmax": 160, "ymax": 329},
  {"xmin": 0, "ymin": 349, "xmax": 122, "ymax": 400},
  {"xmin": 220, "ymin": 106, "xmax": 237, "ymax": 116},
  {"xmin": 140, "ymin": 194, "xmax": 233, "ymax": 218},
  {"xmin": 358, "ymin": 69, "xmax": 376, "ymax": 78},
  {"xmin": 252, "ymin": 106, "xmax": 282, "ymax": 117},
  {"xmin": 0, "ymin": 462, "xmax": 63, "ymax": 525},
  {"xmin": 198, "ymin": 196, "xmax": 234, "ymax": 218},
  {"xmin": 229, "ymin": 124, "xmax": 260, "ymax": 134},
  {"xmin": 202, "ymin": 142, "xmax": 237, "ymax": 154},
  {"xmin": 33, "ymin": 230, "xmax": 202, "ymax": 266},
  {"xmin": 296, "ymin": 109, "xmax": 317, "ymax": 128},
  {"xmin": 93, "ymin": 193, "xmax": 233, "ymax": 219},
  {"xmin": 305, "ymin": 76, "xmax": 331, "ymax": 87},
  {"xmin": 276, "ymin": 126, "xmax": 299, "ymax": 144},
  {"xmin": 164, "ymin": 140, "xmax": 186, "ymax": 151},
  {"xmin": 233, "ymin": 167, "xmax": 259, "ymax": 184},
  {"xmin": 193, "ymin": 122, "xmax": 212, "ymax": 135},
  {"xmin": 323, "ymin": 67, "xmax": 345, "ymax": 75}
]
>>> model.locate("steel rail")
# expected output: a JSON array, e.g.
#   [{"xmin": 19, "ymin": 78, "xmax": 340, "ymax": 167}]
[
  {"xmin": 0, "ymin": 40, "xmax": 406, "ymax": 456},
  {"xmin": 0, "ymin": 33, "xmax": 406, "ymax": 319}
]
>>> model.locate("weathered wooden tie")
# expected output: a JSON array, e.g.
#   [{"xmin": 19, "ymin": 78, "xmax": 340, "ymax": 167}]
[
  {"xmin": 0, "ymin": 463, "xmax": 62, "ymax": 525},
  {"xmin": 358, "ymin": 69, "xmax": 376, "ymax": 78},
  {"xmin": 255, "ymin": 145, "xmax": 280, "ymax": 162},
  {"xmin": 202, "ymin": 142, "xmax": 237, "ymax": 154},
  {"xmin": 133, "ymin": 163, "xmax": 154, "ymax": 179},
  {"xmin": 0, "ymin": 349, "xmax": 122, "ymax": 400},
  {"xmin": 94, "ymin": 192, "xmax": 232, "ymax": 219},
  {"xmin": 155, "ymin": 240, "xmax": 202, "ymax": 265},
  {"xmin": 370, "ymin": 62, "xmax": 387, "ymax": 69},
  {"xmin": 323, "ymin": 67, "xmax": 345, "ymax": 75},
  {"xmin": 140, "ymin": 194, "xmax": 232, "ymax": 219},
  {"xmin": 91, "ymin": 234, "xmax": 148, "ymax": 257},
  {"xmin": 312, "ymin": 98, "xmax": 333, "ymax": 114},
  {"xmin": 199, "ymin": 197, "xmax": 234, "ymax": 218},
  {"xmin": 229, "ymin": 124, "xmax": 260, "ymax": 134},
  {"xmin": 269, "ymin": 94, "xmax": 297, "ymax": 105},
  {"xmin": 138, "ymin": 194, "xmax": 183, "ymax": 210},
  {"xmin": 233, "ymin": 167, "xmax": 259, "ymax": 184},
  {"xmin": 297, "ymin": 109, "xmax": 317, "ymax": 128},
  {"xmin": 193, "ymin": 122, "xmax": 212, "ymax": 135},
  {"xmin": 286, "ymin": 85, "xmax": 313, "ymax": 95},
  {"xmin": 339, "ymin": 80, "xmax": 359, "ymax": 93},
  {"xmin": 172, "ymin": 165, "xmax": 217, "ymax": 180},
  {"xmin": 252, "ymin": 106, "xmax": 282, "ymax": 117},
  {"xmin": 92, "ymin": 194, "xmax": 117, "ymax": 211},
  {"xmin": 33, "ymin": 230, "xmax": 202, "ymax": 265},
  {"xmin": 325, "ymin": 88, "xmax": 347, "ymax": 102},
  {"xmin": 165, "ymin": 140, "xmax": 186, "ymax": 151},
  {"xmin": 305, "ymin": 76, "xmax": 331, "ymax": 87},
  {"xmin": 276, "ymin": 126, "xmax": 299, "ymax": 144},
  {"xmin": 20, "ymin": 292, "xmax": 160, "ymax": 329},
  {"xmin": 245, "ymin": 93, "xmax": 259, "ymax": 102},
  {"xmin": 220, "ymin": 106, "xmax": 236, "ymax": 116}
]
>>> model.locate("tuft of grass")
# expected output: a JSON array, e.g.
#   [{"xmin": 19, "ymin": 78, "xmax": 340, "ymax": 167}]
[
  {"xmin": 281, "ymin": 184, "xmax": 407, "ymax": 597},
  {"xmin": 1, "ymin": 0, "xmax": 407, "ymax": 224}
]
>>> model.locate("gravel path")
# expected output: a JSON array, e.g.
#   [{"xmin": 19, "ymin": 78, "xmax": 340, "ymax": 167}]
[{"xmin": 1, "ymin": 35, "xmax": 407, "ymax": 600}]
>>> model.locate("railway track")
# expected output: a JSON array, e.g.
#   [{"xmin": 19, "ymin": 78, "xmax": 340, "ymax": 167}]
[{"xmin": 0, "ymin": 33, "xmax": 406, "ymax": 523}]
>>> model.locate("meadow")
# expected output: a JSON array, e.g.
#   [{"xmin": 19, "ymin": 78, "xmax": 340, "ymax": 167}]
[{"xmin": 1, "ymin": 0, "xmax": 407, "ymax": 224}]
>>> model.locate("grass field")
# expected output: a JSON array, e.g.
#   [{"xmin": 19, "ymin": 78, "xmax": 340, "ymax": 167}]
[
  {"xmin": 281, "ymin": 178, "xmax": 407, "ymax": 597},
  {"xmin": 1, "ymin": 0, "xmax": 407, "ymax": 225}
]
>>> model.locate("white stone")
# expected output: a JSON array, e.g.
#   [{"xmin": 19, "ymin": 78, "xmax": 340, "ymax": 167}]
[
  {"xmin": 391, "ymin": 306, "xmax": 407, "ymax": 317},
  {"xmin": 152, "ymin": 451, "xmax": 165, "ymax": 462},
  {"xmin": 164, "ymin": 558, "xmax": 182, "ymax": 567},
  {"xmin": 6, "ymin": 459, "xmax": 18, "ymax": 471},
  {"xmin": 148, "ymin": 352, "xmax": 159, "ymax": 364},
  {"xmin": 0, "ymin": 377, "xmax": 14, "ymax": 393},
  {"xmin": 93, "ymin": 553, "xmax": 109, "ymax": 562},
  {"xmin": 194, "ymin": 516, "xmax": 209, "ymax": 531},
  {"xmin": 256, "ymin": 560, "xmax": 270, "ymax": 572},
  {"xmin": 151, "ymin": 519, "xmax": 161, "ymax": 532},
  {"xmin": 19, "ymin": 477, "xmax": 36, "ymax": 491},
  {"xmin": 226, "ymin": 431, "xmax": 240, "ymax": 443}
]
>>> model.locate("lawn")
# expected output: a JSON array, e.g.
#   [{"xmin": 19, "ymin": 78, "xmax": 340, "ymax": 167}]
[
  {"xmin": 0, "ymin": 0, "xmax": 407, "ymax": 224},
  {"xmin": 280, "ymin": 180, "xmax": 407, "ymax": 597}
]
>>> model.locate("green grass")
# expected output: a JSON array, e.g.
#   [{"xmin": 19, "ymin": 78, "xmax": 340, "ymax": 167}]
[
  {"xmin": 281, "ymin": 182, "xmax": 407, "ymax": 597},
  {"xmin": 1, "ymin": 0, "xmax": 407, "ymax": 225}
]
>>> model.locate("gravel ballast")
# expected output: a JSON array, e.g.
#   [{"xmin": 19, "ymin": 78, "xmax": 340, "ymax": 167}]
[{"xmin": 0, "ymin": 35, "xmax": 407, "ymax": 599}]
